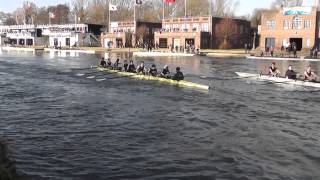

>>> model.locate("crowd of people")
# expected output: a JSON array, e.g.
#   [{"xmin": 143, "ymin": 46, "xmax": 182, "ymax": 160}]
[
  {"xmin": 99, "ymin": 57, "xmax": 184, "ymax": 81},
  {"xmin": 268, "ymin": 62, "xmax": 318, "ymax": 81}
]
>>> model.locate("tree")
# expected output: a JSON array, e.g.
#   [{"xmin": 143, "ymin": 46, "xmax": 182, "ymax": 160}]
[
  {"xmin": 72, "ymin": 0, "xmax": 89, "ymax": 23},
  {"xmin": 214, "ymin": 17, "xmax": 238, "ymax": 49},
  {"xmin": 271, "ymin": 0, "xmax": 303, "ymax": 9},
  {"xmin": 48, "ymin": 4, "xmax": 70, "ymax": 24},
  {"xmin": 250, "ymin": 8, "xmax": 266, "ymax": 28},
  {"xmin": 23, "ymin": 1, "xmax": 37, "ymax": 24},
  {"xmin": 211, "ymin": 0, "xmax": 239, "ymax": 17}
]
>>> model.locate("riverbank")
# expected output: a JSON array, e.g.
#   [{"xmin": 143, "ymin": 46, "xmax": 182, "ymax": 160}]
[
  {"xmin": 0, "ymin": 140, "xmax": 18, "ymax": 180},
  {"xmin": 201, "ymin": 49, "xmax": 249, "ymax": 58}
]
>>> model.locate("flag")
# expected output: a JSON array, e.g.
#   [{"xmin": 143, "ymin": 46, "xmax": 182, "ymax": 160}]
[
  {"xmin": 164, "ymin": 0, "xmax": 175, "ymax": 4},
  {"xmin": 49, "ymin": 12, "xmax": 55, "ymax": 18},
  {"xmin": 135, "ymin": 0, "xmax": 142, "ymax": 5},
  {"xmin": 109, "ymin": 3, "xmax": 117, "ymax": 11}
]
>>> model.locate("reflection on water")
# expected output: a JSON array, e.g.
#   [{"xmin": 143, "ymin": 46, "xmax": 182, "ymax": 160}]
[{"xmin": 0, "ymin": 51, "xmax": 320, "ymax": 180}]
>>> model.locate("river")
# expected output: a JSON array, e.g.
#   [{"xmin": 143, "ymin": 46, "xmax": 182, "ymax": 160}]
[{"xmin": 0, "ymin": 50, "xmax": 319, "ymax": 180}]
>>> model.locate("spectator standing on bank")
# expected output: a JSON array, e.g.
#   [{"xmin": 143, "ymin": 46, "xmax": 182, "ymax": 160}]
[{"xmin": 313, "ymin": 47, "xmax": 318, "ymax": 59}]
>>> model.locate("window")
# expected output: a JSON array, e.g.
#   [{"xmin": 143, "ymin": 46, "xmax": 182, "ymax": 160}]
[
  {"xmin": 283, "ymin": 20, "xmax": 291, "ymax": 30},
  {"xmin": 304, "ymin": 20, "xmax": 312, "ymax": 29},
  {"xmin": 267, "ymin": 20, "xmax": 276, "ymax": 30},
  {"xmin": 292, "ymin": 16, "xmax": 302, "ymax": 30},
  {"xmin": 66, "ymin": 38, "xmax": 70, "ymax": 46},
  {"xmin": 265, "ymin": 38, "xmax": 275, "ymax": 48}
]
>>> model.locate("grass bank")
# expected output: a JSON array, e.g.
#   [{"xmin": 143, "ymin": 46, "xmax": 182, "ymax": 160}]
[{"xmin": 0, "ymin": 140, "xmax": 18, "ymax": 180}]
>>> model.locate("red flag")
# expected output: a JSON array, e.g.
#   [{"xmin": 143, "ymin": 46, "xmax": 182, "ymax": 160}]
[{"xmin": 164, "ymin": 0, "xmax": 175, "ymax": 4}]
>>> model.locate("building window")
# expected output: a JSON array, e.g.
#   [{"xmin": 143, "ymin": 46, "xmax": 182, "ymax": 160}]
[
  {"xmin": 266, "ymin": 20, "xmax": 276, "ymax": 30},
  {"xmin": 304, "ymin": 20, "xmax": 312, "ymax": 29},
  {"xmin": 265, "ymin": 38, "xmax": 275, "ymax": 48},
  {"xmin": 66, "ymin": 38, "xmax": 70, "ymax": 46},
  {"xmin": 292, "ymin": 16, "xmax": 302, "ymax": 30},
  {"xmin": 283, "ymin": 20, "xmax": 291, "ymax": 30}
]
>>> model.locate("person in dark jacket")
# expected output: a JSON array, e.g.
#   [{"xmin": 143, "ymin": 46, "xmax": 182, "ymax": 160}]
[
  {"xmin": 172, "ymin": 67, "xmax": 184, "ymax": 81},
  {"xmin": 123, "ymin": 60, "xmax": 129, "ymax": 71},
  {"xmin": 100, "ymin": 57, "xmax": 107, "ymax": 68},
  {"xmin": 285, "ymin": 65, "xmax": 297, "ymax": 80},
  {"xmin": 127, "ymin": 60, "xmax": 136, "ymax": 73},
  {"xmin": 148, "ymin": 64, "xmax": 158, "ymax": 77}
]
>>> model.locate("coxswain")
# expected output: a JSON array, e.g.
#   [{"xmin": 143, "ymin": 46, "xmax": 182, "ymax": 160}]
[
  {"xmin": 304, "ymin": 66, "xmax": 317, "ymax": 81},
  {"xmin": 160, "ymin": 65, "xmax": 171, "ymax": 79},
  {"xmin": 106, "ymin": 58, "xmax": 112, "ymax": 68},
  {"xmin": 100, "ymin": 57, "xmax": 107, "ymax": 68},
  {"xmin": 127, "ymin": 60, "xmax": 136, "ymax": 73},
  {"xmin": 136, "ymin": 61, "xmax": 146, "ymax": 74},
  {"xmin": 172, "ymin": 67, "xmax": 184, "ymax": 81},
  {"xmin": 123, "ymin": 60, "xmax": 129, "ymax": 72},
  {"xmin": 269, "ymin": 62, "xmax": 280, "ymax": 77},
  {"xmin": 285, "ymin": 65, "xmax": 297, "ymax": 80},
  {"xmin": 148, "ymin": 64, "xmax": 158, "ymax": 77}
]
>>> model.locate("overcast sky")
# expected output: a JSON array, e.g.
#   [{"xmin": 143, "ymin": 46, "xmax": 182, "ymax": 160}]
[{"xmin": 0, "ymin": 0, "xmax": 315, "ymax": 16}]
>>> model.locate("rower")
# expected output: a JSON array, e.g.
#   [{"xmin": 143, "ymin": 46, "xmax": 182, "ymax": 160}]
[
  {"xmin": 304, "ymin": 65, "xmax": 317, "ymax": 81},
  {"xmin": 127, "ymin": 60, "xmax": 136, "ymax": 73},
  {"xmin": 100, "ymin": 57, "xmax": 107, "ymax": 68},
  {"xmin": 136, "ymin": 61, "xmax": 146, "ymax": 74},
  {"xmin": 160, "ymin": 65, "xmax": 171, "ymax": 79},
  {"xmin": 113, "ymin": 58, "xmax": 121, "ymax": 70},
  {"xmin": 269, "ymin": 62, "xmax": 280, "ymax": 77},
  {"xmin": 148, "ymin": 64, "xmax": 158, "ymax": 77},
  {"xmin": 285, "ymin": 65, "xmax": 297, "ymax": 80},
  {"xmin": 106, "ymin": 58, "xmax": 112, "ymax": 68},
  {"xmin": 172, "ymin": 67, "xmax": 184, "ymax": 81},
  {"xmin": 123, "ymin": 60, "xmax": 128, "ymax": 72}
]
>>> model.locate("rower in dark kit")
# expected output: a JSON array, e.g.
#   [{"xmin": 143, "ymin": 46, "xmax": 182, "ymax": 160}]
[
  {"xmin": 127, "ymin": 60, "xmax": 136, "ymax": 73},
  {"xmin": 269, "ymin": 62, "xmax": 280, "ymax": 77},
  {"xmin": 123, "ymin": 60, "xmax": 129, "ymax": 72},
  {"xmin": 160, "ymin": 65, "xmax": 171, "ymax": 79},
  {"xmin": 100, "ymin": 57, "xmax": 107, "ymax": 68},
  {"xmin": 106, "ymin": 58, "xmax": 112, "ymax": 68},
  {"xmin": 285, "ymin": 65, "xmax": 297, "ymax": 80},
  {"xmin": 136, "ymin": 61, "xmax": 146, "ymax": 74},
  {"xmin": 304, "ymin": 66, "xmax": 317, "ymax": 82},
  {"xmin": 113, "ymin": 58, "xmax": 122, "ymax": 70},
  {"xmin": 148, "ymin": 64, "xmax": 158, "ymax": 77},
  {"xmin": 172, "ymin": 67, "xmax": 184, "ymax": 81}
]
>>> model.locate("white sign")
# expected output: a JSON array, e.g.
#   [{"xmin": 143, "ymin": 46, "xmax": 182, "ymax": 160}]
[{"xmin": 111, "ymin": 22, "xmax": 118, "ymax": 28}]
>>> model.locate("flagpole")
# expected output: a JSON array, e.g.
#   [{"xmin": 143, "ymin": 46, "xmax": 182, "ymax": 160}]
[
  {"xmin": 162, "ymin": 1, "xmax": 165, "ymax": 20},
  {"xmin": 109, "ymin": 4, "xmax": 111, "ymax": 33},
  {"xmin": 134, "ymin": 0, "xmax": 136, "ymax": 34}
]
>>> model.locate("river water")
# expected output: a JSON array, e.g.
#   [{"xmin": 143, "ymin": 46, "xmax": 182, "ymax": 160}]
[{"xmin": 0, "ymin": 50, "xmax": 319, "ymax": 180}]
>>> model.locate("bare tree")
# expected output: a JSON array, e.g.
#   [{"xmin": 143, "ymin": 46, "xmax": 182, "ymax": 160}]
[
  {"xmin": 72, "ymin": 0, "xmax": 89, "ymax": 23},
  {"xmin": 211, "ymin": 0, "xmax": 239, "ymax": 17},
  {"xmin": 271, "ymin": 0, "xmax": 303, "ymax": 9}
]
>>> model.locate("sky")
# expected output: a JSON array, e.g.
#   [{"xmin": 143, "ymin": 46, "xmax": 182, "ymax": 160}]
[{"xmin": 0, "ymin": 0, "xmax": 315, "ymax": 16}]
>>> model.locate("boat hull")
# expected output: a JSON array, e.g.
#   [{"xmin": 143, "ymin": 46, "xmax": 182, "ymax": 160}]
[
  {"xmin": 236, "ymin": 72, "xmax": 320, "ymax": 88},
  {"xmin": 96, "ymin": 67, "xmax": 210, "ymax": 90}
]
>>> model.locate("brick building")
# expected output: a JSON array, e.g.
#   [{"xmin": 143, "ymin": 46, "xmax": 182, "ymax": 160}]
[
  {"xmin": 154, "ymin": 16, "xmax": 251, "ymax": 50},
  {"xmin": 260, "ymin": 6, "xmax": 319, "ymax": 51},
  {"xmin": 101, "ymin": 21, "xmax": 161, "ymax": 48}
]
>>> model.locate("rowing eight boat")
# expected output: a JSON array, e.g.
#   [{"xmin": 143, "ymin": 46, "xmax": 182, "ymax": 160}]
[
  {"xmin": 94, "ymin": 66, "xmax": 210, "ymax": 90},
  {"xmin": 236, "ymin": 72, "xmax": 320, "ymax": 88}
]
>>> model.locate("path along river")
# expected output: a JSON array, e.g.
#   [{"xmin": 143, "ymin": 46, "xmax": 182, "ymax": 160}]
[{"xmin": 0, "ymin": 50, "xmax": 319, "ymax": 180}]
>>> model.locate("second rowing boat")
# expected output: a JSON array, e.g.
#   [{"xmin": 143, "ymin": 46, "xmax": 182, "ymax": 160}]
[{"xmin": 236, "ymin": 72, "xmax": 320, "ymax": 88}]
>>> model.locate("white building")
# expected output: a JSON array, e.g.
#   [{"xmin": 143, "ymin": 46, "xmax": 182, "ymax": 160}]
[{"xmin": 0, "ymin": 24, "xmax": 103, "ymax": 47}]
